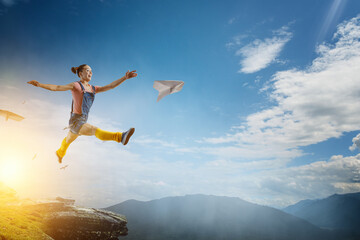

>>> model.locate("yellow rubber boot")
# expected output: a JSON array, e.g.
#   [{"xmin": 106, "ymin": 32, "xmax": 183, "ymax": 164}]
[
  {"xmin": 56, "ymin": 138, "xmax": 71, "ymax": 164},
  {"xmin": 95, "ymin": 128, "xmax": 122, "ymax": 143}
]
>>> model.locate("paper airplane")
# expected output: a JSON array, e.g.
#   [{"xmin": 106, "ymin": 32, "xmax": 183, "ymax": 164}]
[
  {"xmin": 0, "ymin": 109, "xmax": 24, "ymax": 121},
  {"xmin": 60, "ymin": 165, "xmax": 68, "ymax": 170},
  {"xmin": 153, "ymin": 80, "xmax": 184, "ymax": 102}
]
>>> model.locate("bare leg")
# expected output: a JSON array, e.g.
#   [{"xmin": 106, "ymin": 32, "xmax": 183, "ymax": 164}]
[{"xmin": 66, "ymin": 130, "xmax": 79, "ymax": 143}]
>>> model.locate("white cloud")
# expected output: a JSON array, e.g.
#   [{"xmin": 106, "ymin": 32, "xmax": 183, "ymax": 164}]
[
  {"xmin": 350, "ymin": 133, "xmax": 360, "ymax": 151},
  {"xmin": 257, "ymin": 154, "xmax": 360, "ymax": 206},
  {"xmin": 235, "ymin": 25, "xmax": 292, "ymax": 73},
  {"xmin": 174, "ymin": 152, "xmax": 360, "ymax": 208},
  {"xmin": 87, "ymin": 148, "xmax": 359, "ymax": 208},
  {"xmin": 203, "ymin": 16, "xmax": 360, "ymax": 163}
]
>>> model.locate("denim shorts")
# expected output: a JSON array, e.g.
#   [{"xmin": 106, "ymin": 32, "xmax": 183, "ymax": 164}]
[{"xmin": 68, "ymin": 113, "xmax": 88, "ymax": 134}]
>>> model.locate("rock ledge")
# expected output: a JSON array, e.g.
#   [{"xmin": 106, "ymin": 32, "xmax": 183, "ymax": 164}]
[{"xmin": 30, "ymin": 198, "xmax": 128, "ymax": 240}]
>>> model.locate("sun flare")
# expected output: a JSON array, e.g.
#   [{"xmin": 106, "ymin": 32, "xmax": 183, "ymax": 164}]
[{"xmin": 0, "ymin": 158, "xmax": 22, "ymax": 187}]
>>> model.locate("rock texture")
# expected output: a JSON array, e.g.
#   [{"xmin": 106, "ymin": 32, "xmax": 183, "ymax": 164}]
[{"xmin": 28, "ymin": 198, "xmax": 128, "ymax": 240}]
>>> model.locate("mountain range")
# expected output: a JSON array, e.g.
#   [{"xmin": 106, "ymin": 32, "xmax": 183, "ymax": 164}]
[
  {"xmin": 106, "ymin": 194, "xmax": 342, "ymax": 240},
  {"xmin": 283, "ymin": 192, "xmax": 360, "ymax": 236}
]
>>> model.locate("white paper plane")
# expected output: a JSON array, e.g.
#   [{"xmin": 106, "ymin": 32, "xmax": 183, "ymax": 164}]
[
  {"xmin": 0, "ymin": 109, "xmax": 24, "ymax": 121},
  {"xmin": 153, "ymin": 80, "xmax": 184, "ymax": 102}
]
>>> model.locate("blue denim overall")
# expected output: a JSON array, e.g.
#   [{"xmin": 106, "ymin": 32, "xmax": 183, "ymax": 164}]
[{"xmin": 68, "ymin": 81, "xmax": 96, "ymax": 134}]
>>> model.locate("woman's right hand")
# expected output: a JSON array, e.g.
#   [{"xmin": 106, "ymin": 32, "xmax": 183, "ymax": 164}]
[
  {"xmin": 27, "ymin": 80, "xmax": 40, "ymax": 87},
  {"xmin": 125, "ymin": 70, "xmax": 137, "ymax": 80}
]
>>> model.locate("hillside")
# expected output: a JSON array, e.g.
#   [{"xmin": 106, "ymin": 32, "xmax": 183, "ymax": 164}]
[
  {"xmin": 283, "ymin": 192, "xmax": 360, "ymax": 236},
  {"xmin": 106, "ymin": 194, "xmax": 339, "ymax": 240},
  {"xmin": 0, "ymin": 182, "xmax": 51, "ymax": 240},
  {"xmin": 0, "ymin": 182, "xmax": 127, "ymax": 240}
]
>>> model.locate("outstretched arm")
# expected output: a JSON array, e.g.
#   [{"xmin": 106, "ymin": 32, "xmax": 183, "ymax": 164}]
[
  {"xmin": 97, "ymin": 70, "xmax": 137, "ymax": 93},
  {"xmin": 27, "ymin": 80, "xmax": 74, "ymax": 91}
]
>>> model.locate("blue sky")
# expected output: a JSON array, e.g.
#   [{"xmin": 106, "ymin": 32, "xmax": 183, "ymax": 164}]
[{"xmin": 1, "ymin": 0, "xmax": 360, "ymax": 208}]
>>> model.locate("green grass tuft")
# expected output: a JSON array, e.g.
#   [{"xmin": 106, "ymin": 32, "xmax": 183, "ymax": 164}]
[{"xmin": 0, "ymin": 182, "xmax": 51, "ymax": 240}]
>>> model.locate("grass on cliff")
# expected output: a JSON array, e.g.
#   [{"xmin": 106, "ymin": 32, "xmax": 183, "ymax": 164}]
[{"xmin": 0, "ymin": 183, "xmax": 50, "ymax": 240}]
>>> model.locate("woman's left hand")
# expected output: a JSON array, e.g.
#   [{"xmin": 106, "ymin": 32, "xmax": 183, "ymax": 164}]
[
  {"xmin": 27, "ymin": 80, "xmax": 40, "ymax": 87},
  {"xmin": 125, "ymin": 70, "xmax": 137, "ymax": 79}
]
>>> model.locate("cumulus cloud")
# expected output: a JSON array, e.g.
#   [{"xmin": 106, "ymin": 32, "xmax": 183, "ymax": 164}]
[
  {"xmin": 176, "ymin": 152, "xmax": 360, "ymax": 207},
  {"xmin": 235, "ymin": 25, "xmax": 292, "ymax": 73},
  {"xmin": 106, "ymin": 148, "xmax": 360, "ymax": 208},
  {"xmin": 350, "ymin": 133, "xmax": 360, "ymax": 151},
  {"xmin": 260, "ymin": 154, "xmax": 360, "ymax": 205},
  {"xmin": 204, "ymin": 15, "xmax": 360, "ymax": 163}
]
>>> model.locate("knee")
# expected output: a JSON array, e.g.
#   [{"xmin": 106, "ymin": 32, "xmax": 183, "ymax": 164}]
[
  {"xmin": 92, "ymin": 126, "xmax": 98, "ymax": 134},
  {"xmin": 88, "ymin": 125, "xmax": 98, "ymax": 135},
  {"xmin": 66, "ymin": 132, "xmax": 78, "ymax": 143},
  {"xmin": 79, "ymin": 124, "xmax": 97, "ymax": 136}
]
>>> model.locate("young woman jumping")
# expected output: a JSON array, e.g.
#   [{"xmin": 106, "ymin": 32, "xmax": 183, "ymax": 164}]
[{"xmin": 27, "ymin": 64, "xmax": 137, "ymax": 163}]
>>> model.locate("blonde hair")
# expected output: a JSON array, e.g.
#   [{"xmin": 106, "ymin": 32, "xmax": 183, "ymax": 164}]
[{"xmin": 71, "ymin": 64, "xmax": 88, "ymax": 77}]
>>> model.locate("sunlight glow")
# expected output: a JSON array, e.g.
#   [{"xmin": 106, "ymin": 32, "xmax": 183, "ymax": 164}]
[{"xmin": 0, "ymin": 157, "xmax": 22, "ymax": 187}]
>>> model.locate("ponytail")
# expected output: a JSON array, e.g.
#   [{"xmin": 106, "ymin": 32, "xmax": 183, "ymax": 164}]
[
  {"xmin": 71, "ymin": 64, "xmax": 88, "ymax": 77},
  {"xmin": 71, "ymin": 67, "xmax": 78, "ymax": 75}
]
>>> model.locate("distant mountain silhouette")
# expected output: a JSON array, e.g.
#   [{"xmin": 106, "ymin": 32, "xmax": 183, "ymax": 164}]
[
  {"xmin": 106, "ymin": 194, "xmax": 339, "ymax": 240},
  {"xmin": 283, "ymin": 192, "xmax": 360, "ymax": 237}
]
